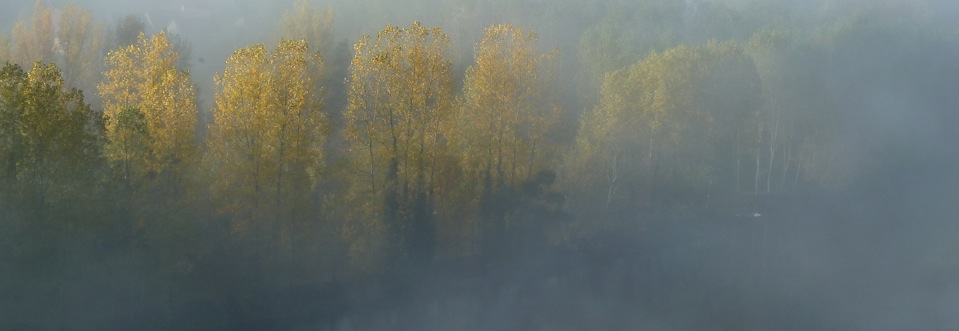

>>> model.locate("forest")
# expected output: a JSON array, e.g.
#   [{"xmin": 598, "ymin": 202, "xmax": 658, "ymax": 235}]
[{"xmin": 2, "ymin": 0, "xmax": 959, "ymax": 329}]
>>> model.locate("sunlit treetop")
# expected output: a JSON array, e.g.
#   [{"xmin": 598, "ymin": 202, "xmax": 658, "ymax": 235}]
[{"xmin": 98, "ymin": 31, "xmax": 197, "ymax": 183}]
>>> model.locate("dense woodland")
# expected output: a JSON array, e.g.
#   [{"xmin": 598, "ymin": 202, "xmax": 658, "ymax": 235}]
[{"xmin": 2, "ymin": 0, "xmax": 959, "ymax": 329}]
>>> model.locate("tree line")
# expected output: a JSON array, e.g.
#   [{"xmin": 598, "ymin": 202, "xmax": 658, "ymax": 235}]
[{"xmin": 1, "ymin": 0, "xmax": 956, "ymax": 328}]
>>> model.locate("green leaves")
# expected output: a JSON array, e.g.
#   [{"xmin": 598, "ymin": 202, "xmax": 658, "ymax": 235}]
[{"xmin": 0, "ymin": 61, "xmax": 102, "ymax": 219}]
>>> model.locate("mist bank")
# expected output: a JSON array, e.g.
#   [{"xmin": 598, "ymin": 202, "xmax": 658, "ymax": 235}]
[{"xmin": 2, "ymin": 0, "xmax": 959, "ymax": 330}]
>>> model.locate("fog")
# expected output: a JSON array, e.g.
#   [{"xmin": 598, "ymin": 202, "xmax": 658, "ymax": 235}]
[{"xmin": 2, "ymin": 0, "xmax": 959, "ymax": 330}]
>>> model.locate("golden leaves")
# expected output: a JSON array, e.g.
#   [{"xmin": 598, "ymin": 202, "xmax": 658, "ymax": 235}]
[
  {"xmin": 346, "ymin": 22, "xmax": 454, "ymax": 193},
  {"xmin": 279, "ymin": 0, "xmax": 335, "ymax": 56},
  {"xmin": 98, "ymin": 32, "xmax": 197, "ymax": 181},
  {"xmin": 208, "ymin": 39, "xmax": 326, "ymax": 222},
  {"xmin": 457, "ymin": 24, "xmax": 560, "ymax": 187}
]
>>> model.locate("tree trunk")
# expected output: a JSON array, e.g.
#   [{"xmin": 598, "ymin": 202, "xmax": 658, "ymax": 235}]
[
  {"xmin": 754, "ymin": 122, "xmax": 763, "ymax": 197},
  {"xmin": 766, "ymin": 118, "xmax": 778, "ymax": 194}
]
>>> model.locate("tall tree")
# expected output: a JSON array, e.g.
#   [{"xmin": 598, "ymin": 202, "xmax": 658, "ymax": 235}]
[
  {"xmin": 10, "ymin": 1, "xmax": 55, "ymax": 67},
  {"xmin": 458, "ymin": 24, "xmax": 560, "ymax": 191},
  {"xmin": 55, "ymin": 3, "xmax": 104, "ymax": 92},
  {"xmin": 99, "ymin": 32, "xmax": 197, "ymax": 199},
  {"xmin": 105, "ymin": 14, "xmax": 146, "ymax": 51},
  {"xmin": 453, "ymin": 25, "xmax": 562, "ymax": 256},
  {"xmin": 278, "ymin": 0, "xmax": 335, "ymax": 57},
  {"xmin": 345, "ymin": 22, "xmax": 453, "ymax": 266},
  {"xmin": 208, "ymin": 39, "xmax": 326, "ymax": 235},
  {"xmin": 0, "ymin": 61, "xmax": 102, "ymax": 220},
  {"xmin": 276, "ymin": 0, "xmax": 344, "ymax": 127},
  {"xmin": 7, "ymin": 2, "xmax": 104, "ymax": 92},
  {"xmin": 565, "ymin": 41, "xmax": 761, "ymax": 224},
  {"xmin": 576, "ymin": 2, "xmax": 682, "ymax": 103},
  {"xmin": 0, "ymin": 34, "xmax": 9, "ymax": 63}
]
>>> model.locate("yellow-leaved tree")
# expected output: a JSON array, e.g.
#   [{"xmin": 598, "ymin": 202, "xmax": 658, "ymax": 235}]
[
  {"xmin": 278, "ymin": 0, "xmax": 335, "ymax": 57},
  {"xmin": 56, "ymin": 3, "xmax": 104, "ymax": 93},
  {"xmin": 344, "ymin": 22, "xmax": 453, "ymax": 267},
  {"xmin": 453, "ymin": 24, "xmax": 561, "ymax": 259},
  {"xmin": 565, "ymin": 41, "xmax": 761, "ymax": 233},
  {"xmin": 458, "ymin": 24, "xmax": 560, "ymax": 191},
  {"xmin": 208, "ymin": 39, "xmax": 326, "ymax": 238},
  {"xmin": 99, "ymin": 31, "xmax": 197, "ymax": 201},
  {"xmin": 8, "ymin": 2, "xmax": 103, "ymax": 92}
]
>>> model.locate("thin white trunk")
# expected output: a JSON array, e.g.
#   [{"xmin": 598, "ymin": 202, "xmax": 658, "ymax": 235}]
[
  {"xmin": 754, "ymin": 122, "xmax": 763, "ymax": 197},
  {"xmin": 766, "ymin": 117, "xmax": 778, "ymax": 194}
]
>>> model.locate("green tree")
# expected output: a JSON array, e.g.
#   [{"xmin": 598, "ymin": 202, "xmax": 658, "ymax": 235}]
[{"xmin": 0, "ymin": 61, "xmax": 102, "ymax": 220}]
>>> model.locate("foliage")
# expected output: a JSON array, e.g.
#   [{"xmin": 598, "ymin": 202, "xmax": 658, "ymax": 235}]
[
  {"xmin": 451, "ymin": 24, "xmax": 563, "ymax": 256},
  {"xmin": 566, "ymin": 41, "xmax": 762, "ymax": 225},
  {"xmin": 208, "ymin": 39, "xmax": 327, "ymax": 237},
  {"xmin": 98, "ymin": 32, "xmax": 197, "ymax": 200},
  {"xmin": 278, "ymin": 0, "xmax": 335, "ymax": 57},
  {"xmin": 56, "ymin": 3, "xmax": 104, "ymax": 92},
  {"xmin": 1, "ymin": 1, "xmax": 956, "ymax": 328},
  {"xmin": 457, "ymin": 25, "xmax": 560, "ymax": 188},
  {"xmin": 0, "ymin": 61, "xmax": 103, "ymax": 223},
  {"xmin": 345, "ymin": 21, "xmax": 453, "ymax": 267},
  {"xmin": 7, "ymin": 1, "xmax": 104, "ymax": 93}
]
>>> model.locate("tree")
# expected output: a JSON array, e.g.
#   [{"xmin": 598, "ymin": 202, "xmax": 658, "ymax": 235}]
[
  {"xmin": 208, "ymin": 39, "xmax": 327, "ymax": 236},
  {"xmin": 10, "ymin": 1, "xmax": 55, "ymax": 67},
  {"xmin": 576, "ymin": 2, "xmax": 682, "ymax": 103},
  {"xmin": 0, "ymin": 33, "xmax": 9, "ymax": 63},
  {"xmin": 0, "ymin": 63, "xmax": 27, "ymax": 209},
  {"xmin": 458, "ymin": 24, "xmax": 560, "ymax": 189},
  {"xmin": 0, "ymin": 61, "xmax": 102, "ymax": 220},
  {"xmin": 278, "ymin": 0, "xmax": 335, "ymax": 57},
  {"xmin": 276, "ymin": 0, "xmax": 344, "ymax": 126},
  {"xmin": 99, "ymin": 32, "xmax": 198, "ymax": 199},
  {"xmin": 565, "ymin": 41, "xmax": 761, "ymax": 225},
  {"xmin": 107, "ymin": 106, "xmax": 148, "ymax": 189},
  {"xmin": 7, "ymin": 2, "xmax": 104, "ymax": 92},
  {"xmin": 453, "ymin": 25, "xmax": 562, "ymax": 255},
  {"xmin": 345, "ymin": 22, "xmax": 453, "ymax": 266},
  {"xmin": 105, "ymin": 14, "xmax": 146, "ymax": 51},
  {"xmin": 55, "ymin": 3, "xmax": 104, "ymax": 92}
]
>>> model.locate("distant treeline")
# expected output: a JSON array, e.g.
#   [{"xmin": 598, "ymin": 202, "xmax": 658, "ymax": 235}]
[{"xmin": 1, "ymin": 0, "xmax": 957, "ymax": 329}]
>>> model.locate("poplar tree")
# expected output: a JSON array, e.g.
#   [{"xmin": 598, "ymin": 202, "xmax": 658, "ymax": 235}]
[
  {"xmin": 345, "ymin": 22, "xmax": 453, "ymax": 265},
  {"xmin": 99, "ymin": 32, "xmax": 197, "ymax": 198},
  {"xmin": 208, "ymin": 39, "xmax": 326, "ymax": 232}
]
